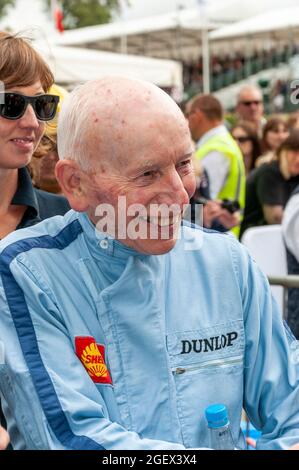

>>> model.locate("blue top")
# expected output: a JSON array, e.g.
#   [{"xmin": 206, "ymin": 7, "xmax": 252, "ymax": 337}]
[{"xmin": 0, "ymin": 210, "xmax": 299, "ymax": 449}]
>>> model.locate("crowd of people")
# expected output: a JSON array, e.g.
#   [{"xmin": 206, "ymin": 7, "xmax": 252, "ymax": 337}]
[
  {"xmin": 183, "ymin": 42, "xmax": 299, "ymax": 97},
  {"xmin": 0, "ymin": 31, "xmax": 299, "ymax": 451}
]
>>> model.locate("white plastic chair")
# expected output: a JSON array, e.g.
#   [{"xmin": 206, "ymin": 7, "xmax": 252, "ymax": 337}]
[{"xmin": 241, "ymin": 225, "xmax": 287, "ymax": 314}]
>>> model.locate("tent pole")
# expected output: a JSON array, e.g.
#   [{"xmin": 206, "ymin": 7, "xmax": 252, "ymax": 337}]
[
  {"xmin": 202, "ymin": 27, "xmax": 210, "ymax": 93},
  {"xmin": 198, "ymin": 0, "xmax": 210, "ymax": 94}
]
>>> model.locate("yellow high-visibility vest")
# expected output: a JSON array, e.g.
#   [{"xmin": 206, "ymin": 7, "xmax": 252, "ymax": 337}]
[{"xmin": 195, "ymin": 132, "xmax": 246, "ymax": 237}]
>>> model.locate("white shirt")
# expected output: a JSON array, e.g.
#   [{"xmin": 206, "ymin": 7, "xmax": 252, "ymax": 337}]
[{"xmin": 196, "ymin": 125, "xmax": 230, "ymax": 200}]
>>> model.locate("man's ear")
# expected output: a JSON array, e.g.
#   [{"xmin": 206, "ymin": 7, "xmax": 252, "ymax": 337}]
[{"xmin": 55, "ymin": 160, "xmax": 90, "ymax": 212}]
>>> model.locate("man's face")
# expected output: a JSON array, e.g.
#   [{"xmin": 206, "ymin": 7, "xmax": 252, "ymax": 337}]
[
  {"xmin": 237, "ymin": 90, "xmax": 264, "ymax": 124},
  {"xmin": 185, "ymin": 104, "xmax": 202, "ymax": 142},
  {"xmin": 84, "ymin": 113, "xmax": 196, "ymax": 255}
]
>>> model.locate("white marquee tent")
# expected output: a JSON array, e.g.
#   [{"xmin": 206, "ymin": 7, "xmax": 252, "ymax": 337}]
[
  {"xmin": 53, "ymin": 1, "xmax": 299, "ymax": 59},
  {"xmin": 210, "ymin": 7, "xmax": 299, "ymax": 42},
  {"xmin": 35, "ymin": 44, "xmax": 183, "ymax": 92}
]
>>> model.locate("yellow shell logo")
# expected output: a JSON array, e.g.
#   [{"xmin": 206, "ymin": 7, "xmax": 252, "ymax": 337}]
[{"xmin": 81, "ymin": 342, "xmax": 108, "ymax": 378}]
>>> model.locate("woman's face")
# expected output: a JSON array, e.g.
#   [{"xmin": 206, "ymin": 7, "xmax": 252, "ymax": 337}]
[
  {"xmin": 286, "ymin": 150, "xmax": 299, "ymax": 176},
  {"xmin": 0, "ymin": 80, "xmax": 45, "ymax": 170},
  {"xmin": 232, "ymin": 127, "xmax": 253, "ymax": 157},
  {"xmin": 265, "ymin": 124, "xmax": 289, "ymax": 151}
]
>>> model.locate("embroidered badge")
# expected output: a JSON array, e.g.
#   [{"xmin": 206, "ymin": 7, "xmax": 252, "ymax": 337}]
[{"xmin": 75, "ymin": 336, "xmax": 112, "ymax": 385}]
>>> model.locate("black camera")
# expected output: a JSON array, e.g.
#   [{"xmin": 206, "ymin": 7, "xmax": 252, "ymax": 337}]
[
  {"xmin": 221, "ymin": 199, "xmax": 240, "ymax": 214},
  {"xmin": 191, "ymin": 195, "xmax": 240, "ymax": 214}
]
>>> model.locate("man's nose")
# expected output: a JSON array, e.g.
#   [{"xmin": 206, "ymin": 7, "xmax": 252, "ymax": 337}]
[
  {"xmin": 19, "ymin": 104, "xmax": 40, "ymax": 128},
  {"xmin": 161, "ymin": 169, "xmax": 189, "ymax": 203}
]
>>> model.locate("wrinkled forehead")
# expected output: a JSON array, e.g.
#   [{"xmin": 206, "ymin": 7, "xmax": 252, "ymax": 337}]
[{"xmin": 84, "ymin": 79, "xmax": 190, "ymax": 164}]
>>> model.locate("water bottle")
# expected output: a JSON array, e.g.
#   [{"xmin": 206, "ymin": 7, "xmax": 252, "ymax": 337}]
[{"xmin": 205, "ymin": 403, "xmax": 236, "ymax": 450}]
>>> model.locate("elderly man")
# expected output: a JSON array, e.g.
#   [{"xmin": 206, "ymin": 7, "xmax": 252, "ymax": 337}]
[
  {"xmin": 0, "ymin": 77, "xmax": 299, "ymax": 450},
  {"xmin": 235, "ymin": 85, "xmax": 266, "ymax": 136}
]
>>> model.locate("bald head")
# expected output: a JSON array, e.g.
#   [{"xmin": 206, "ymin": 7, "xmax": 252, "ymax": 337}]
[
  {"xmin": 237, "ymin": 85, "xmax": 263, "ymax": 104},
  {"xmin": 57, "ymin": 77, "xmax": 188, "ymax": 172}
]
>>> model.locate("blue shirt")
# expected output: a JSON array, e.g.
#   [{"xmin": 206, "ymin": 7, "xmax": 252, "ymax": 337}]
[{"xmin": 0, "ymin": 210, "xmax": 298, "ymax": 450}]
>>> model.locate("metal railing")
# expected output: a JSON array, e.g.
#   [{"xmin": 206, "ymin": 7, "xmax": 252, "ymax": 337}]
[{"xmin": 268, "ymin": 275, "xmax": 299, "ymax": 318}]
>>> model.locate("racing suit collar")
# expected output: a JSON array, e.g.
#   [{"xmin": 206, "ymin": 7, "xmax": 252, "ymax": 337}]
[{"xmin": 78, "ymin": 212, "xmax": 146, "ymax": 261}]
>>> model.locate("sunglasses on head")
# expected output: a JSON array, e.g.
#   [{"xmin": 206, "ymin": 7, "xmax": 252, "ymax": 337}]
[
  {"xmin": 234, "ymin": 136, "xmax": 252, "ymax": 143},
  {"xmin": 240, "ymin": 100, "xmax": 262, "ymax": 106},
  {"xmin": 0, "ymin": 92, "xmax": 60, "ymax": 121}
]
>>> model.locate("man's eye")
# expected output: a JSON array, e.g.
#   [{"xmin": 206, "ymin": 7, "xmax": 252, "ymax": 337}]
[
  {"xmin": 177, "ymin": 160, "xmax": 192, "ymax": 169},
  {"xmin": 140, "ymin": 170, "xmax": 158, "ymax": 179}
]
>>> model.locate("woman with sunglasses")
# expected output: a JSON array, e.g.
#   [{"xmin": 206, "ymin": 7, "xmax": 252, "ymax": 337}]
[
  {"xmin": 0, "ymin": 30, "xmax": 70, "ymax": 448},
  {"xmin": 231, "ymin": 121, "xmax": 261, "ymax": 176},
  {"xmin": 0, "ymin": 31, "xmax": 70, "ymax": 241}
]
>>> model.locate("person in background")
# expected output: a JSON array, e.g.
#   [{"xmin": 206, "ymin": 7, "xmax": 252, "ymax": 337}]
[
  {"xmin": 287, "ymin": 112, "xmax": 299, "ymax": 131},
  {"xmin": 231, "ymin": 121, "xmax": 261, "ymax": 176},
  {"xmin": 186, "ymin": 93, "xmax": 245, "ymax": 237},
  {"xmin": 29, "ymin": 84, "xmax": 68, "ymax": 194},
  {"xmin": 282, "ymin": 184, "xmax": 299, "ymax": 339},
  {"xmin": 241, "ymin": 131, "xmax": 299, "ymax": 237},
  {"xmin": 190, "ymin": 156, "xmax": 239, "ymax": 231},
  {"xmin": 0, "ymin": 425, "xmax": 9, "ymax": 451},
  {"xmin": 255, "ymin": 117, "xmax": 289, "ymax": 168},
  {"xmin": 235, "ymin": 85, "xmax": 266, "ymax": 136}
]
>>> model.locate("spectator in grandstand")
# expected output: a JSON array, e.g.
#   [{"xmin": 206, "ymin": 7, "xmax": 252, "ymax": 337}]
[
  {"xmin": 241, "ymin": 131, "xmax": 299, "ymax": 237},
  {"xmin": 29, "ymin": 84, "xmax": 68, "ymax": 194},
  {"xmin": 282, "ymin": 185, "xmax": 299, "ymax": 339},
  {"xmin": 255, "ymin": 117, "xmax": 289, "ymax": 168},
  {"xmin": 231, "ymin": 121, "xmax": 261, "ymax": 176},
  {"xmin": 186, "ymin": 93, "xmax": 245, "ymax": 237},
  {"xmin": 235, "ymin": 85, "xmax": 266, "ymax": 136}
]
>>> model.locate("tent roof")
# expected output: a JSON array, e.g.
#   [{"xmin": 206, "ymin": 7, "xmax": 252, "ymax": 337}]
[
  {"xmin": 53, "ymin": 7, "xmax": 228, "ymax": 60},
  {"xmin": 53, "ymin": 1, "xmax": 299, "ymax": 59},
  {"xmin": 210, "ymin": 7, "xmax": 299, "ymax": 41},
  {"xmin": 35, "ymin": 44, "xmax": 183, "ymax": 90}
]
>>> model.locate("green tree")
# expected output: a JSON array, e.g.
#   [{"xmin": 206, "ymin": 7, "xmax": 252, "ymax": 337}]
[
  {"xmin": 0, "ymin": 0, "xmax": 15, "ymax": 18},
  {"xmin": 46, "ymin": 0, "xmax": 124, "ymax": 30}
]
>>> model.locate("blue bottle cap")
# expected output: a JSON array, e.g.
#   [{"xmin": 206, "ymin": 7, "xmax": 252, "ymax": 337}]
[{"xmin": 205, "ymin": 404, "xmax": 229, "ymax": 428}]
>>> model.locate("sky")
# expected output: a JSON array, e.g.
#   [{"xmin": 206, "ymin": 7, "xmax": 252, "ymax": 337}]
[
  {"xmin": 121, "ymin": 0, "xmax": 201, "ymax": 19},
  {"xmin": 1, "ymin": 0, "xmax": 299, "ymax": 33}
]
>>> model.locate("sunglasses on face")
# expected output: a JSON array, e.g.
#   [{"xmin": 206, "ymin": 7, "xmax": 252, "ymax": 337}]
[
  {"xmin": 240, "ymin": 100, "xmax": 262, "ymax": 106},
  {"xmin": 233, "ymin": 136, "xmax": 252, "ymax": 143},
  {"xmin": 0, "ymin": 92, "xmax": 59, "ymax": 121}
]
